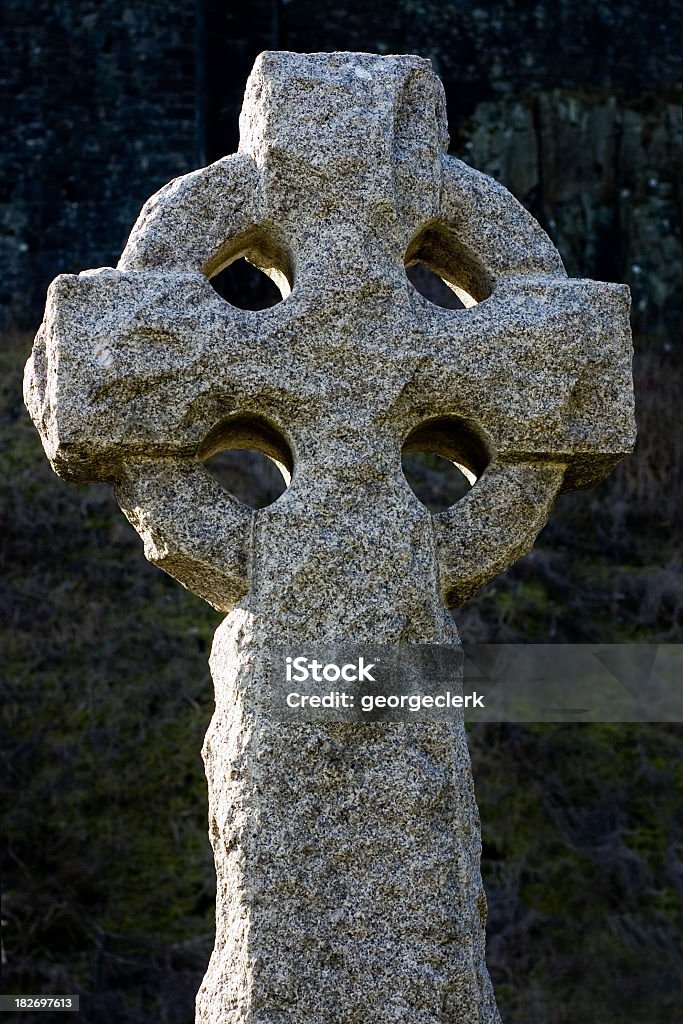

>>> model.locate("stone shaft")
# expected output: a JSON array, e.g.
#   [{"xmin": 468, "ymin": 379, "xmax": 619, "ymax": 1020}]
[{"xmin": 199, "ymin": 619, "xmax": 496, "ymax": 1023}]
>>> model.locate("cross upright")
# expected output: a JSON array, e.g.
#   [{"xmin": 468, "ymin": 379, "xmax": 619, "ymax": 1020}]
[{"xmin": 25, "ymin": 51, "xmax": 634, "ymax": 1024}]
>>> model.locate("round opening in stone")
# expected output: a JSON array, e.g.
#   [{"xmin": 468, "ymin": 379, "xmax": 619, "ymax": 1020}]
[
  {"xmin": 405, "ymin": 263, "xmax": 466, "ymax": 310},
  {"xmin": 401, "ymin": 452, "xmax": 473, "ymax": 511},
  {"xmin": 405, "ymin": 221, "xmax": 495, "ymax": 308},
  {"xmin": 210, "ymin": 258, "xmax": 284, "ymax": 310},
  {"xmin": 401, "ymin": 416, "xmax": 490, "ymax": 511},
  {"xmin": 199, "ymin": 414, "xmax": 293, "ymax": 509},
  {"xmin": 204, "ymin": 226, "xmax": 293, "ymax": 311}
]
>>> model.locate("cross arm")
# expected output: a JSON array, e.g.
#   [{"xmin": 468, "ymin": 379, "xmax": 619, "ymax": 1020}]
[
  {"xmin": 406, "ymin": 275, "xmax": 635, "ymax": 488},
  {"xmin": 403, "ymin": 156, "xmax": 636, "ymax": 606},
  {"xmin": 23, "ymin": 266, "xmax": 263, "ymax": 482},
  {"xmin": 23, "ymin": 267, "xmax": 259, "ymax": 612},
  {"xmin": 407, "ymin": 277, "xmax": 634, "ymax": 606}
]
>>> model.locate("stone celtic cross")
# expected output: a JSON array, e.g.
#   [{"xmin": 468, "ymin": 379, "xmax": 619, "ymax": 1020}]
[{"xmin": 25, "ymin": 52, "xmax": 634, "ymax": 1023}]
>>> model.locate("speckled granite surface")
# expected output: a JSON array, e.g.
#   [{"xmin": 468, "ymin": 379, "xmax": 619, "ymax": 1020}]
[{"xmin": 25, "ymin": 51, "xmax": 634, "ymax": 1023}]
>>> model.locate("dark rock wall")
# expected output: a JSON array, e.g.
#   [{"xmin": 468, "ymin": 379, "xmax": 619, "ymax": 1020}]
[
  {"xmin": 279, "ymin": 0, "xmax": 680, "ymax": 107},
  {"xmin": 1, "ymin": 0, "xmax": 680, "ymax": 339},
  {"xmin": 460, "ymin": 92, "xmax": 681, "ymax": 346},
  {"xmin": 0, "ymin": 1, "xmax": 203, "ymax": 326}
]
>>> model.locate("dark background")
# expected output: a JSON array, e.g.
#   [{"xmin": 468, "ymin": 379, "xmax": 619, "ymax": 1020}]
[{"xmin": 1, "ymin": 2, "xmax": 681, "ymax": 1022}]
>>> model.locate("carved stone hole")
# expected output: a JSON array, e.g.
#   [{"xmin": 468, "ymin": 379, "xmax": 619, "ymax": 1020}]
[{"xmin": 25, "ymin": 51, "xmax": 635, "ymax": 1023}]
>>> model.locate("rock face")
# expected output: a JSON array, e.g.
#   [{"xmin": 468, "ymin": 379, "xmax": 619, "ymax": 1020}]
[
  {"xmin": 1, "ymin": 0, "xmax": 202, "ymax": 328},
  {"xmin": 458, "ymin": 92, "xmax": 682, "ymax": 348},
  {"xmin": 24, "ymin": 51, "xmax": 634, "ymax": 1022}
]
